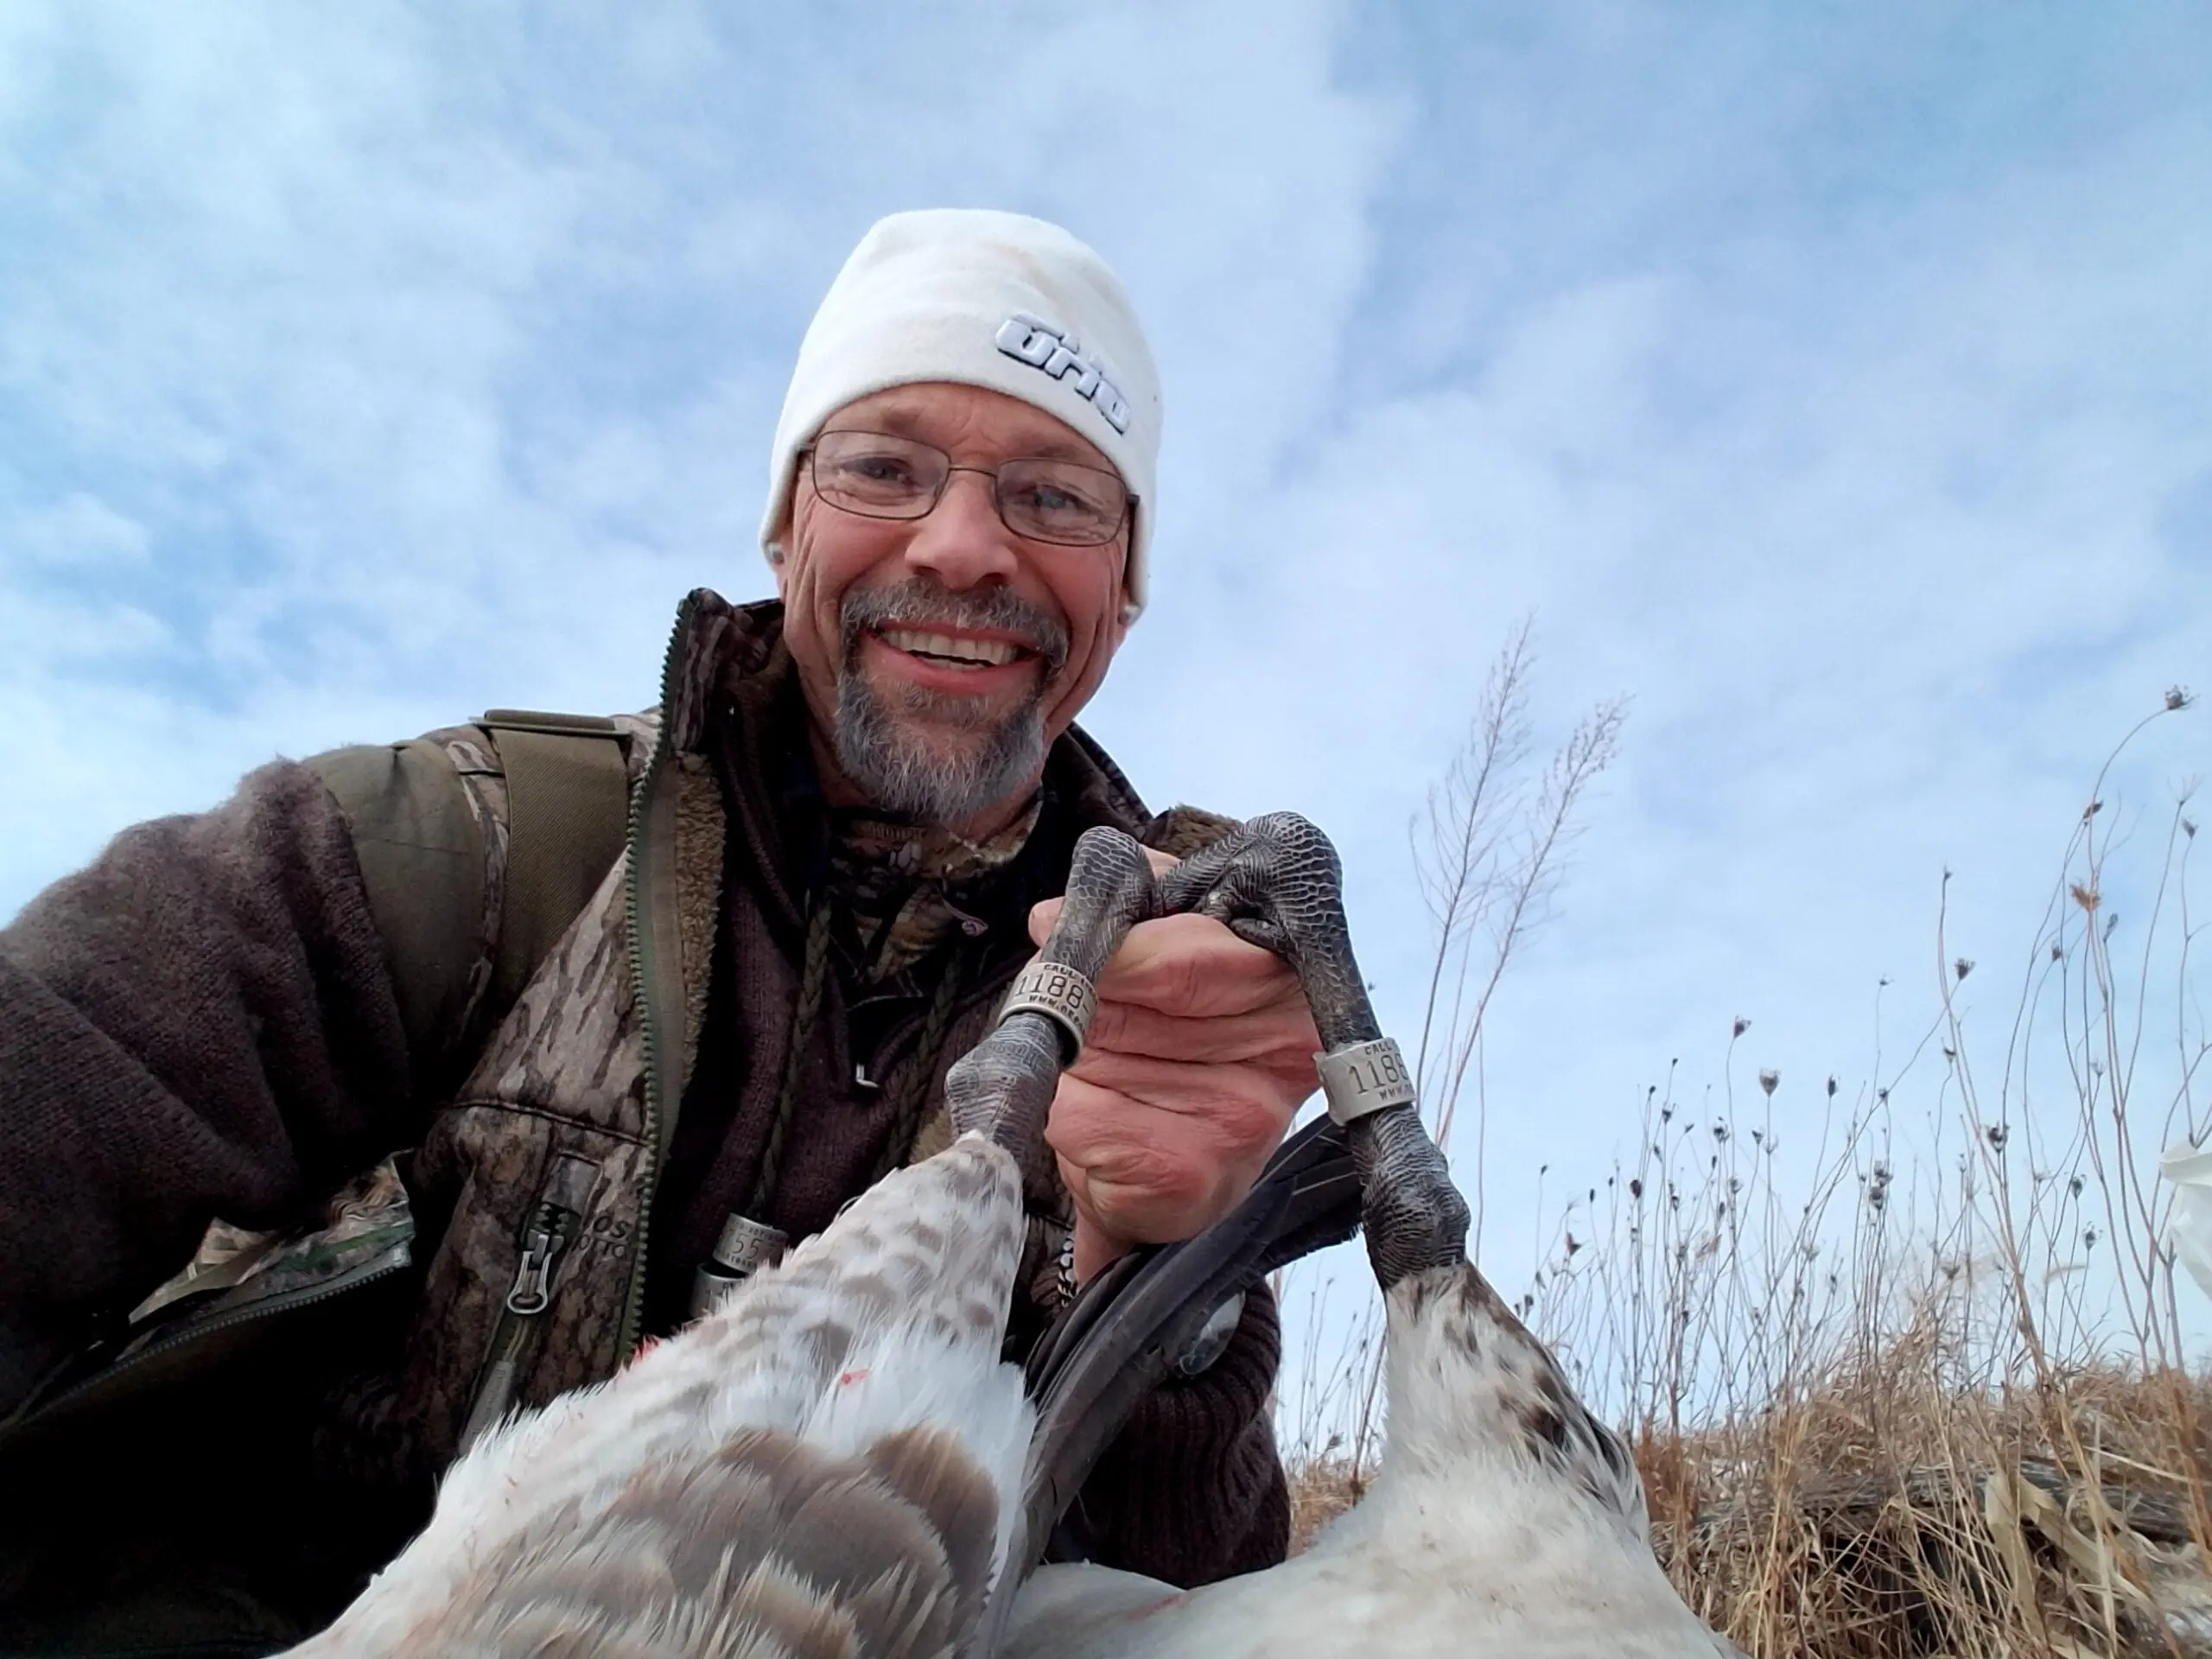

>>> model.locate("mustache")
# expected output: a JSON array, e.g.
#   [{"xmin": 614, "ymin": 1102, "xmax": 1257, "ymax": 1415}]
[{"xmin": 838, "ymin": 580, "xmax": 1071, "ymax": 677}]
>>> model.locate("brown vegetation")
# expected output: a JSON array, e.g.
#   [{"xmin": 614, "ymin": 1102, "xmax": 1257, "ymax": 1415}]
[
  {"xmin": 1281, "ymin": 684, "xmax": 2208, "ymax": 1656},
  {"xmin": 1293, "ymin": 1362, "xmax": 2212, "ymax": 1657}
]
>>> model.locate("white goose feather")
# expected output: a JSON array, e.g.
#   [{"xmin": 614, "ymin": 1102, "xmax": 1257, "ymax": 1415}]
[
  {"xmin": 1005, "ymin": 1264, "xmax": 1740, "ymax": 1657},
  {"xmin": 289, "ymin": 1135, "xmax": 1035, "ymax": 1658}
]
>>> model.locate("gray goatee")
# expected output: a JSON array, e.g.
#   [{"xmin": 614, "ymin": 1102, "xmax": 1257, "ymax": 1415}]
[{"xmin": 834, "ymin": 581, "xmax": 1071, "ymax": 827}]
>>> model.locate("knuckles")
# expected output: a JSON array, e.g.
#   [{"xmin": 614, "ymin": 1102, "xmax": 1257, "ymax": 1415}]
[
  {"xmin": 1022, "ymin": 834, "xmax": 1322, "ymax": 1241},
  {"xmin": 1046, "ymin": 1066, "xmax": 1292, "ymax": 1168},
  {"xmin": 1046, "ymin": 1065, "xmax": 1300, "ymax": 1243},
  {"xmin": 1052, "ymin": 1136, "xmax": 1217, "ymax": 1224},
  {"xmin": 1028, "ymin": 905, "xmax": 1301, "ymax": 1016}
]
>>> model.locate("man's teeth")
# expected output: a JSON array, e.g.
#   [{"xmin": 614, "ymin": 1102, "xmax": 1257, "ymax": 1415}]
[{"xmin": 878, "ymin": 628, "xmax": 1022, "ymax": 667}]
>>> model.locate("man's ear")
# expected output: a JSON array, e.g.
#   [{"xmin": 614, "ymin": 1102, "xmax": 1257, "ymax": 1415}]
[
  {"xmin": 766, "ymin": 497, "xmax": 796, "ymax": 595},
  {"xmin": 1115, "ymin": 520, "xmax": 1141, "ymax": 628}
]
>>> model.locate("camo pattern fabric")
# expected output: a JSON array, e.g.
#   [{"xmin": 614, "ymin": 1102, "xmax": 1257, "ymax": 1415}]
[
  {"xmin": 428, "ymin": 728, "xmax": 509, "ymax": 1048},
  {"xmin": 123, "ymin": 1157, "xmax": 416, "ymax": 1337},
  {"xmin": 339, "ymin": 708, "xmax": 665, "ymax": 1478},
  {"xmin": 829, "ymin": 793, "xmax": 1044, "ymax": 982},
  {"xmin": 397, "ymin": 849, "xmax": 652, "ymax": 1472}
]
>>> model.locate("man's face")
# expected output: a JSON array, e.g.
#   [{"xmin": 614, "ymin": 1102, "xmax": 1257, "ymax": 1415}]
[{"xmin": 775, "ymin": 381, "xmax": 1134, "ymax": 831}]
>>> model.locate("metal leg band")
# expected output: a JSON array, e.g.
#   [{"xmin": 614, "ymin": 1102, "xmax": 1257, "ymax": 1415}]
[
  {"xmin": 711, "ymin": 1213, "xmax": 789, "ymax": 1275},
  {"xmin": 1316, "ymin": 1036, "xmax": 1417, "ymax": 1125},
  {"xmin": 690, "ymin": 1262, "xmax": 743, "ymax": 1320},
  {"xmin": 690, "ymin": 1213, "xmax": 788, "ymax": 1319},
  {"xmin": 998, "ymin": 961, "xmax": 1099, "ymax": 1058}
]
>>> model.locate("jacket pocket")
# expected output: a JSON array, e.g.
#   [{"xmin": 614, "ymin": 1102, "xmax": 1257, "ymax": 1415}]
[
  {"xmin": 0, "ymin": 1157, "xmax": 417, "ymax": 1452},
  {"xmin": 457, "ymin": 1150, "xmax": 601, "ymax": 1449}
]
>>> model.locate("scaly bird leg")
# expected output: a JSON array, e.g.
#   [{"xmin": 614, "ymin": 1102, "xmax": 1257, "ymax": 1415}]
[
  {"xmin": 944, "ymin": 827, "xmax": 1158, "ymax": 1157},
  {"xmin": 1154, "ymin": 812, "xmax": 1469, "ymax": 1291},
  {"xmin": 972, "ymin": 815, "xmax": 1468, "ymax": 1655},
  {"xmin": 955, "ymin": 812, "xmax": 1469, "ymax": 1288}
]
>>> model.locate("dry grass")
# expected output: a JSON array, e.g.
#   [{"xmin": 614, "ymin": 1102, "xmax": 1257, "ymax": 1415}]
[
  {"xmin": 1293, "ymin": 1361, "xmax": 2212, "ymax": 1657},
  {"xmin": 1280, "ymin": 691, "xmax": 2209, "ymax": 1656},
  {"xmin": 1638, "ymin": 1362, "xmax": 2212, "ymax": 1656}
]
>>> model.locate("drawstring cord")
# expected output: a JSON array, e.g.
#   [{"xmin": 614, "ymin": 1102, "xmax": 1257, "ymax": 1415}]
[
  {"xmin": 747, "ymin": 888, "xmax": 972, "ymax": 1224},
  {"xmin": 746, "ymin": 892, "xmax": 835, "ymax": 1220},
  {"xmin": 867, "ymin": 952, "xmax": 966, "ymax": 1187}
]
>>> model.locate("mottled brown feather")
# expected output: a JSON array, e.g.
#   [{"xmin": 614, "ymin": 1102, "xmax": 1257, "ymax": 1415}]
[
  {"xmin": 391, "ymin": 1424, "xmax": 996, "ymax": 1658},
  {"xmin": 862, "ymin": 1427, "xmax": 1005, "ymax": 1637}
]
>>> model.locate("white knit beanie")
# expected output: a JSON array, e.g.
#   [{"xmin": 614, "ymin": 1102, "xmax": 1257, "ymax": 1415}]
[{"xmin": 760, "ymin": 208, "xmax": 1162, "ymax": 617}]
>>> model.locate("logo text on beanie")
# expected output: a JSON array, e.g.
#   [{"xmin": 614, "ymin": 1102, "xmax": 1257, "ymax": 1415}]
[{"xmin": 994, "ymin": 312, "xmax": 1132, "ymax": 435}]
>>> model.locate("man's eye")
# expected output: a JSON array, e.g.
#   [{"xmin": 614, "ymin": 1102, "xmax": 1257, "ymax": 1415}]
[
  {"xmin": 845, "ymin": 454, "xmax": 918, "ymax": 486},
  {"xmin": 1012, "ymin": 479, "xmax": 1105, "ymax": 518}
]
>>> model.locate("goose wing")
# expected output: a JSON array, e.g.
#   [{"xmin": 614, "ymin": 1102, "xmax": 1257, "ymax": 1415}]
[{"xmin": 290, "ymin": 1136, "xmax": 1034, "ymax": 1659}]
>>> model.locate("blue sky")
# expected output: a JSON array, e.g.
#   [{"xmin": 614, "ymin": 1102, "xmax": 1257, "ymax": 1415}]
[{"xmin": 4, "ymin": 3, "xmax": 2208, "ymax": 1399}]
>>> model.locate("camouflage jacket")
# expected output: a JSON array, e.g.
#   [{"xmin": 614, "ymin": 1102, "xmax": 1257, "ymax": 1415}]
[
  {"xmin": 0, "ymin": 590, "xmax": 1287, "ymax": 1653},
  {"xmin": 340, "ymin": 590, "xmax": 1259, "ymax": 1469}
]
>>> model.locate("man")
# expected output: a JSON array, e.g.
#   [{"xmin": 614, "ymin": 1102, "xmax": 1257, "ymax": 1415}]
[{"xmin": 0, "ymin": 209, "xmax": 1320, "ymax": 1650}]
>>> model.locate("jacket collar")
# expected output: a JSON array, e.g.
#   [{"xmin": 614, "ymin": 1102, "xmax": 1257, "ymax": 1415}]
[{"xmin": 659, "ymin": 588, "xmax": 1154, "ymax": 939}]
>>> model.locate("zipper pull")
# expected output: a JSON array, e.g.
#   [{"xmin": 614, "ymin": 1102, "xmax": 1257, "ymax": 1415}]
[
  {"xmin": 505, "ymin": 1222, "xmax": 561, "ymax": 1315},
  {"xmin": 497, "ymin": 1153, "xmax": 601, "ymax": 1319},
  {"xmin": 460, "ymin": 1154, "xmax": 602, "ymax": 1452}
]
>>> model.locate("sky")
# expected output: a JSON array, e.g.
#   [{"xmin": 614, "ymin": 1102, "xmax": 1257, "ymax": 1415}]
[{"xmin": 4, "ymin": 3, "xmax": 2209, "ymax": 1413}]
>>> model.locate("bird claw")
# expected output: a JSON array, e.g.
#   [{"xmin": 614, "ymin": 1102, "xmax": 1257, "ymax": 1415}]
[{"xmin": 1225, "ymin": 914, "xmax": 1290, "ymax": 957}]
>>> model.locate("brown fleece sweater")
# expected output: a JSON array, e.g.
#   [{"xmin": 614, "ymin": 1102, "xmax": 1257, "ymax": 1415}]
[{"xmin": 0, "ymin": 762, "xmax": 419, "ymax": 1411}]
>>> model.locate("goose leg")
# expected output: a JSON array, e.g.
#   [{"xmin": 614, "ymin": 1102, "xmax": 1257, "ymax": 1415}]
[
  {"xmin": 944, "ymin": 827, "xmax": 1158, "ymax": 1157},
  {"xmin": 962, "ymin": 810, "xmax": 1471, "ymax": 1291},
  {"xmin": 969, "ymin": 816, "xmax": 1473, "ymax": 1654},
  {"xmin": 1154, "ymin": 812, "xmax": 1469, "ymax": 1291}
]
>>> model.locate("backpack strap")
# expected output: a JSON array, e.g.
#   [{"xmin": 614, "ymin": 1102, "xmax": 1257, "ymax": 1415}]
[{"xmin": 479, "ymin": 709, "xmax": 632, "ymax": 1014}]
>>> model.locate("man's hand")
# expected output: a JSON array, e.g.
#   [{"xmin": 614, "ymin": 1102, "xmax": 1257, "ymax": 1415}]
[{"xmin": 1028, "ymin": 849, "xmax": 1322, "ymax": 1283}]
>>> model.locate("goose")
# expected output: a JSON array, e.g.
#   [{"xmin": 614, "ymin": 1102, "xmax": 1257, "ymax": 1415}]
[{"xmin": 287, "ymin": 813, "xmax": 1739, "ymax": 1658}]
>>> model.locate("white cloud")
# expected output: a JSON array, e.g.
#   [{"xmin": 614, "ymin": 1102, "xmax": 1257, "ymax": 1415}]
[
  {"xmin": 3, "ymin": 0, "xmax": 2208, "ymax": 1413},
  {"xmin": 0, "ymin": 0, "xmax": 1393, "ymax": 873},
  {"xmin": 1065, "ymin": 6, "xmax": 2211, "ymax": 1353}
]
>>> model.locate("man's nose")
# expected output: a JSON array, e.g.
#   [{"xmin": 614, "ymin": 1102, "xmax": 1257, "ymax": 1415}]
[{"xmin": 901, "ymin": 471, "xmax": 1021, "ymax": 588}]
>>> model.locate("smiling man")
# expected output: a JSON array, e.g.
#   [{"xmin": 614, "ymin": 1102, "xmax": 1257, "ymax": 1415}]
[{"xmin": 0, "ymin": 209, "xmax": 1319, "ymax": 1649}]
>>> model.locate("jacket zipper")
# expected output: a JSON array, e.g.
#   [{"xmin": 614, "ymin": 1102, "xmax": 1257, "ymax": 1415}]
[
  {"xmin": 459, "ymin": 1152, "xmax": 600, "ymax": 1447},
  {"xmin": 615, "ymin": 593, "xmax": 693, "ymax": 1358},
  {"xmin": 0, "ymin": 1253, "xmax": 410, "ymax": 1455}
]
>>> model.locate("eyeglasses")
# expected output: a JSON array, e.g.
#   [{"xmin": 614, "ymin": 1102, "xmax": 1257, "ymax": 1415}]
[{"xmin": 803, "ymin": 429, "xmax": 1133, "ymax": 548}]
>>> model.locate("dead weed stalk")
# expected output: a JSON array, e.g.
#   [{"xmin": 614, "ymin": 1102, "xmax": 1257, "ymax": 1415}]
[{"xmin": 1285, "ymin": 691, "xmax": 2209, "ymax": 1658}]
